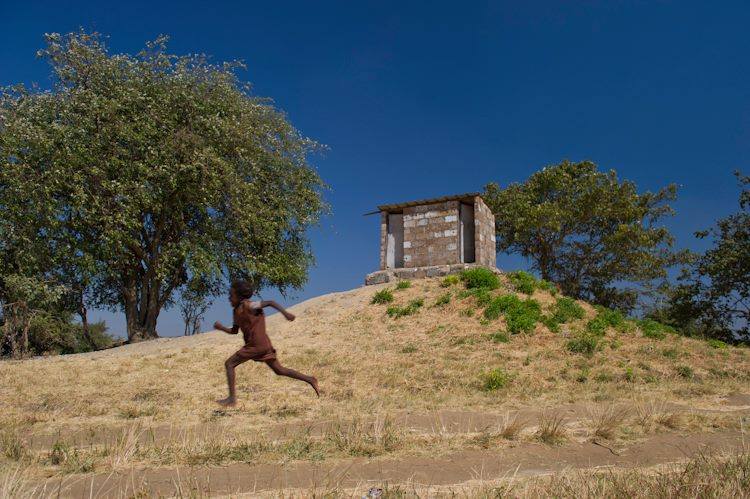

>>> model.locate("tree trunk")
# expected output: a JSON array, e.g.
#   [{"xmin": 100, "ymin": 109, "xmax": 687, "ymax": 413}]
[
  {"xmin": 123, "ymin": 282, "xmax": 160, "ymax": 342},
  {"xmin": 78, "ymin": 295, "xmax": 94, "ymax": 349}
]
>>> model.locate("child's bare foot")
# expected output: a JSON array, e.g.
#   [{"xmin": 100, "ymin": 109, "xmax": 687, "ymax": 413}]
[
  {"xmin": 216, "ymin": 397, "xmax": 237, "ymax": 407},
  {"xmin": 310, "ymin": 377, "xmax": 320, "ymax": 397}
]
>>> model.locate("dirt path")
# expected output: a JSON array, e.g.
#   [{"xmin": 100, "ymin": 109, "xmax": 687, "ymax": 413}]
[{"xmin": 49, "ymin": 429, "xmax": 745, "ymax": 497}]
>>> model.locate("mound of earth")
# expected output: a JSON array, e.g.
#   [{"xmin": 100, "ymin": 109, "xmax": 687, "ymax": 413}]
[{"xmin": 1, "ymin": 273, "xmax": 749, "ymax": 497}]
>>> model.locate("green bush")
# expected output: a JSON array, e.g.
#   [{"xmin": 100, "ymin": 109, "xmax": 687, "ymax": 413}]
[
  {"xmin": 489, "ymin": 331, "xmax": 510, "ymax": 343},
  {"xmin": 395, "ymin": 280, "xmax": 411, "ymax": 290},
  {"xmin": 482, "ymin": 368, "xmax": 514, "ymax": 391},
  {"xmin": 440, "ymin": 275, "xmax": 460, "ymax": 287},
  {"xmin": 623, "ymin": 367, "xmax": 636, "ymax": 383},
  {"xmin": 483, "ymin": 295, "xmax": 541, "ymax": 334},
  {"xmin": 676, "ymin": 365, "xmax": 694, "ymax": 379},
  {"xmin": 639, "ymin": 319, "xmax": 675, "ymax": 340},
  {"xmin": 458, "ymin": 287, "xmax": 493, "ymax": 307},
  {"xmin": 506, "ymin": 299, "xmax": 542, "ymax": 334},
  {"xmin": 586, "ymin": 316, "xmax": 608, "ymax": 337},
  {"xmin": 386, "ymin": 298, "xmax": 424, "ymax": 318},
  {"xmin": 707, "ymin": 339, "xmax": 728, "ymax": 349},
  {"xmin": 537, "ymin": 279, "xmax": 558, "ymax": 295},
  {"xmin": 371, "ymin": 288, "xmax": 394, "ymax": 305},
  {"xmin": 508, "ymin": 271, "xmax": 537, "ymax": 294},
  {"xmin": 433, "ymin": 292, "xmax": 451, "ymax": 307},
  {"xmin": 567, "ymin": 333, "xmax": 600, "ymax": 356},
  {"xmin": 545, "ymin": 296, "xmax": 585, "ymax": 331},
  {"xmin": 460, "ymin": 268, "xmax": 500, "ymax": 290},
  {"xmin": 553, "ymin": 297, "xmax": 585, "ymax": 322},
  {"xmin": 483, "ymin": 294, "xmax": 520, "ymax": 321}
]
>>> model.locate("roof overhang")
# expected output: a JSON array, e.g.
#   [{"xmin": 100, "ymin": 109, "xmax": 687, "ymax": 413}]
[{"xmin": 364, "ymin": 192, "xmax": 482, "ymax": 216}]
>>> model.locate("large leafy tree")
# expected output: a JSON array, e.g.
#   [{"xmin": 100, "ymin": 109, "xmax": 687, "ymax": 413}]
[
  {"xmin": 664, "ymin": 172, "xmax": 750, "ymax": 341},
  {"xmin": 0, "ymin": 31, "xmax": 326, "ymax": 341},
  {"xmin": 484, "ymin": 160, "xmax": 685, "ymax": 312}
]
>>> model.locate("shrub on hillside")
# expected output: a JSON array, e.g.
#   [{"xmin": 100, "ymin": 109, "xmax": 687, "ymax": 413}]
[
  {"xmin": 433, "ymin": 292, "xmax": 451, "ymax": 307},
  {"xmin": 386, "ymin": 298, "xmax": 424, "ymax": 318},
  {"xmin": 458, "ymin": 287, "xmax": 493, "ymax": 307},
  {"xmin": 483, "ymin": 294, "xmax": 521, "ymax": 321},
  {"xmin": 484, "ymin": 295, "xmax": 541, "ymax": 334},
  {"xmin": 371, "ymin": 289, "xmax": 394, "ymax": 305},
  {"xmin": 440, "ymin": 275, "xmax": 460, "ymax": 287},
  {"xmin": 567, "ymin": 333, "xmax": 600, "ymax": 356},
  {"xmin": 508, "ymin": 271, "xmax": 538, "ymax": 294},
  {"xmin": 506, "ymin": 299, "xmax": 542, "ymax": 334},
  {"xmin": 488, "ymin": 331, "xmax": 510, "ymax": 343},
  {"xmin": 639, "ymin": 319, "xmax": 675, "ymax": 340},
  {"xmin": 395, "ymin": 280, "xmax": 411, "ymax": 290},
  {"xmin": 482, "ymin": 368, "xmax": 514, "ymax": 391},
  {"xmin": 543, "ymin": 297, "xmax": 583, "ymax": 332},
  {"xmin": 460, "ymin": 268, "xmax": 500, "ymax": 290}
]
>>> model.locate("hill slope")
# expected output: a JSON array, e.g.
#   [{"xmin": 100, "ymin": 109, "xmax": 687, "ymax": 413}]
[{"xmin": 1, "ymin": 273, "xmax": 749, "ymax": 497}]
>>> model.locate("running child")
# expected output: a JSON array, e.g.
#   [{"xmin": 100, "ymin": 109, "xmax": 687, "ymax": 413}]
[{"xmin": 213, "ymin": 280, "xmax": 319, "ymax": 406}]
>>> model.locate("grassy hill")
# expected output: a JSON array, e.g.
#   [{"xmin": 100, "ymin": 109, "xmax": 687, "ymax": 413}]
[{"xmin": 1, "ymin": 269, "xmax": 749, "ymax": 497}]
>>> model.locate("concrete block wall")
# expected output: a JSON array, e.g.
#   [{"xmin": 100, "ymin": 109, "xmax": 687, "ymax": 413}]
[
  {"xmin": 402, "ymin": 201, "xmax": 461, "ymax": 268},
  {"xmin": 473, "ymin": 196, "xmax": 496, "ymax": 267},
  {"xmin": 379, "ymin": 211, "xmax": 388, "ymax": 270}
]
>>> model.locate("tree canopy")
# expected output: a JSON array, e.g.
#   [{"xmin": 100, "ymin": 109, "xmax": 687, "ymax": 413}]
[
  {"xmin": 663, "ymin": 172, "xmax": 750, "ymax": 341},
  {"xmin": 0, "ymin": 31, "xmax": 326, "ymax": 344},
  {"xmin": 484, "ymin": 160, "xmax": 686, "ymax": 312}
]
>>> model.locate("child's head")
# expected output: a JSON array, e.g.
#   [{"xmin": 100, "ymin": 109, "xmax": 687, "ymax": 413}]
[{"xmin": 229, "ymin": 280, "xmax": 254, "ymax": 307}]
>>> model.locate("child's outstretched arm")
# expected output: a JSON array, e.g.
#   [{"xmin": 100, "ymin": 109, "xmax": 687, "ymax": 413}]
[
  {"xmin": 214, "ymin": 321, "xmax": 239, "ymax": 334},
  {"xmin": 261, "ymin": 301, "xmax": 295, "ymax": 321}
]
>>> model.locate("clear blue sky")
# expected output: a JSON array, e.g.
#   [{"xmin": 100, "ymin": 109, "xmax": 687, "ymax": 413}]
[{"xmin": 2, "ymin": 1, "xmax": 749, "ymax": 337}]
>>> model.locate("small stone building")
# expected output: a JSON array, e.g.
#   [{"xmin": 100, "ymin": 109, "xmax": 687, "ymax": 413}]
[{"xmin": 365, "ymin": 192, "xmax": 497, "ymax": 284}]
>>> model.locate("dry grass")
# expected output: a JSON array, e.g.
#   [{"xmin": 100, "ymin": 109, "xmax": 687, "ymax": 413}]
[
  {"xmin": 535, "ymin": 411, "xmax": 568, "ymax": 444},
  {"xmin": 1, "ymin": 276, "xmax": 749, "ymax": 494},
  {"xmin": 586, "ymin": 404, "xmax": 630, "ymax": 440}
]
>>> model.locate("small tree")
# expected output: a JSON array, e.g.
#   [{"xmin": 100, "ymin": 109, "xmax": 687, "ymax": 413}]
[
  {"xmin": 178, "ymin": 279, "xmax": 213, "ymax": 336},
  {"xmin": 1, "ymin": 31, "xmax": 326, "ymax": 341},
  {"xmin": 663, "ymin": 172, "xmax": 750, "ymax": 341},
  {"xmin": 484, "ymin": 160, "xmax": 686, "ymax": 312}
]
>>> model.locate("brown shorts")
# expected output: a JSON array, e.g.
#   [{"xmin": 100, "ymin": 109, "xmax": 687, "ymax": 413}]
[{"xmin": 232, "ymin": 345, "xmax": 277, "ymax": 363}]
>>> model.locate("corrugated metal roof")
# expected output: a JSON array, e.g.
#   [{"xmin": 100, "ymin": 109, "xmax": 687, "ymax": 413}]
[{"xmin": 363, "ymin": 192, "xmax": 482, "ymax": 215}]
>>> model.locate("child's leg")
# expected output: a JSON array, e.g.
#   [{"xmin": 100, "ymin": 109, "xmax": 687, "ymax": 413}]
[
  {"xmin": 266, "ymin": 359, "xmax": 320, "ymax": 397},
  {"xmin": 218, "ymin": 352, "xmax": 249, "ymax": 406}
]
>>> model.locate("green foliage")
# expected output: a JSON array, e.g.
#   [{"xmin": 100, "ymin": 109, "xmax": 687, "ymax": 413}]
[
  {"xmin": 676, "ymin": 365, "xmax": 695, "ymax": 379},
  {"xmin": 508, "ymin": 271, "xmax": 538, "ymax": 294},
  {"xmin": 567, "ymin": 333, "xmax": 600, "ymax": 356},
  {"xmin": 371, "ymin": 289, "xmax": 394, "ymax": 305},
  {"xmin": 386, "ymin": 298, "xmax": 424, "ymax": 318},
  {"xmin": 0, "ymin": 31, "xmax": 326, "ymax": 341},
  {"xmin": 440, "ymin": 275, "xmax": 460, "ymax": 287},
  {"xmin": 433, "ymin": 292, "xmax": 451, "ymax": 307},
  {"xmin": 400, "ymin": 344, "xmax": 417, "ymax": 354},
  {"xmin": 639, "ymin": 319, "xmax": 675, "ymax": 340},
  {"xmin": 552, "ymin": 297, "xmax": 585, "ymax": 324},
  {"xmin": 623, "ymin": 367, "xmax": 636, "ymax": 383},
  {"xmin": 707, "ymin": 339, "xmax": 728, "ymax": 349},
  {"xmin": 484, "ymin": 160, "xmax": 685, "ymax": 312},
  {"xmin": 537, "ymin": 279, "xmax": 558, "ymax": 295},
  {"xmin": 460, "ymin": 268, "xmax": 500, "ymax": 290},
  {"xmin": 482, "ymin": 368, "xmax": 514, "ymax": 391},
  {"xmin": 488, "ymin": 331, "xmax": 510, "ymax": 343},
  {"xmin": 483, "ymin": 294, "xmax": 521, "ymax": 321},
  {"xmin": 395, "ymin": 280, "xmax": 411, "ymax": 290},
  {"xmin": 483, "ymin": 294, "xmax": 541, "ymax": 334},
  {"xmin": 660, "ymin": 172, "xmax": 750, "ymax": 341},
  {"xmin": 458, "ymin": 287, "xmax": 493, "ymax": 307},
  {"xmin": 586, "ymin": 307, "xmax": 629, "ymax": 337}
]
